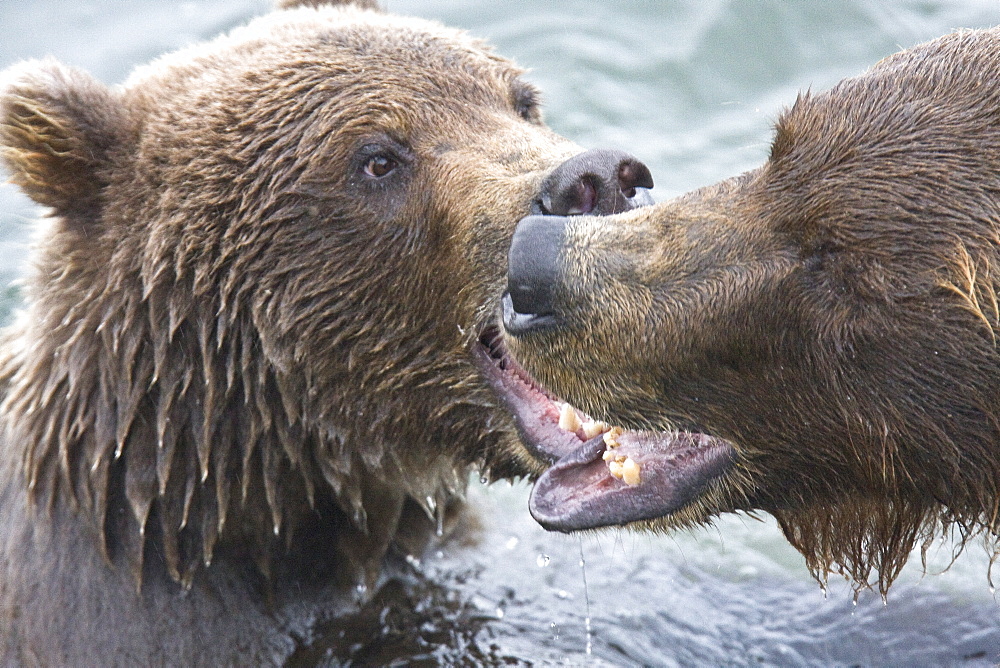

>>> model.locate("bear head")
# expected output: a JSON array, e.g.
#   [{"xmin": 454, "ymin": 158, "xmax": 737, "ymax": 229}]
[
  {"xmin": 0, "ymin": 0, "xmax": 655, "ymax": 589},
  {"xmin": 499, "ymin": 28, "xmax": 1000, "ymax": 595}
]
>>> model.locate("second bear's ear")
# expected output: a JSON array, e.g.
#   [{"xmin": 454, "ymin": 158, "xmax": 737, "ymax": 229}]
[
  {"xmin": 0, "ymin": 59, "xmax": 129, "ymax": 219},
  {"xmin": 276, "ymin": 0, "xmax": 382, "ymax": 11}
]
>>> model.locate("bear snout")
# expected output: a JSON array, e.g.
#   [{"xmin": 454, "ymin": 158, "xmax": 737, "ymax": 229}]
[
  {"xmin": 506, "ymin": 148, "xmax": 654, "ymax": 335},
  {"xmin": 503, "ymin": 214, "xmax": 569, "ymax": 335},
  {"xmin": 539, "ymin": 148, "xmax": 653, "ymax": 216}
]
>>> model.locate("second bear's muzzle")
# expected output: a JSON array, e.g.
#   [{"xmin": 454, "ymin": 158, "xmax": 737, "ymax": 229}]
[
  {"xmin": 504, "ymin": 214, "xmax": 567, "ymax": 333},
  {"xmin": 506, "ymin": 149, "xmax": 653, "ymax": 335}
]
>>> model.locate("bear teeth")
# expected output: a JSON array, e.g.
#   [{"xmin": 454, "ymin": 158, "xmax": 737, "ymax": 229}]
[
  {"xmin": 581, "ymin": 419, "xmax": 608, "ymax": 439},
  {"xmin": 621, "ymin": 457, "xmax": 641, "ymax": 486},
  {"xmin": 556, "ymin": 402, "xmax": 614, "ymax": 440},
  {"xmin": 606, "ymin": 454, "xmax": 642, "ymax": 486},
  {"xmin": 553, "ymin": 402, "xmax": 639, "ymax": 483},
  {"xmin": 603, "ymin": 425, "xmax": 623, "ymax": 448},
  {"xmin": 557, "ymin": 403, "xmax": 582, "ymax": 432}
]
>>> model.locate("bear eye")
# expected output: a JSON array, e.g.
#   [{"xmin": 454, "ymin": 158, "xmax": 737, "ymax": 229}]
[{"xmin": 364, "ymin": 154, "xmax": 398, "ymax": 178}]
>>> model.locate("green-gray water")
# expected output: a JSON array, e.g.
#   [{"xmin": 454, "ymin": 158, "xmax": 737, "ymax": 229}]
[{"xmin": 2, "ymin": 2, "xmax": 1000, "ymax": 664}]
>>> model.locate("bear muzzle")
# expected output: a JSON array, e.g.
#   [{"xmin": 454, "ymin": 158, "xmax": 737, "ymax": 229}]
[
  {"xmin": 538, "ymin": 148, "xmax": 653, "ymax": 216},
  {"xmin": 505, "ymin": 148, "xmax": 653, "ymax": 335}
]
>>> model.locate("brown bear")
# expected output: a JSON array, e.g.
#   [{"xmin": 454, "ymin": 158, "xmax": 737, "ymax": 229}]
[
  {"xmin": 0, "ymin": 0, "xmax": 653, "ymax": 663},
  {"xmin": 493, "ymin": 27, "xmax": 1000, "ymax": 597}
]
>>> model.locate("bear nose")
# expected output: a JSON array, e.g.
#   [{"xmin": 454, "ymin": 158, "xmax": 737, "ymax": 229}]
[
  {"xmin": 540, "ymin": 149, "xmax": 653, "ymax": 216},
  {"xmin": 503, "ymin": 215, "xmax": 568, "ymax": 335}
]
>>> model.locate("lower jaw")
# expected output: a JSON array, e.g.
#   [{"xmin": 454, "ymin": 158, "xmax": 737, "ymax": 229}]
[{"xmin": 471, "ymin": 326, "xmax": 736, "ymax": 531}]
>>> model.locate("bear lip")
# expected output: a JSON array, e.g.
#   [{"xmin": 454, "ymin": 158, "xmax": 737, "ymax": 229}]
[
  {"xmin": 472, "ymin": 326, "xmax": 736, "ymax": 529},
  {"xmin": 472, "ymin": 325, "xmax": 585, "ymax": 464},
  {"xmin": 528, "ymin": 430, "xmax": 735, "ymax": 532}
]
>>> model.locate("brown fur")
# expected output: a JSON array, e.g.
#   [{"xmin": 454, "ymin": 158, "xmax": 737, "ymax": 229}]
[
  {"xmin": 0, "ymin": 1, "xmax": 580, "ymax": 663},
  {"xmin": 505, "ymin": 28, "xmax": 1000, "ymax": 595}
]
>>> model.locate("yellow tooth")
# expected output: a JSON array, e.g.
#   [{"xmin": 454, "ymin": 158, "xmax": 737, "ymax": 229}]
[
  {"xmin": 602, "ymin": 449, "xmax": 615, "ymax": 462},
  {"xmin": 603, "ymin": 426, "xmax": 623, "ymax": 449},
  {"xmin": 582, "ymin": 420, "xmax": 608, "ymax": 439},
  {"xmin": 622, "ymin": 457, "xmax": 641, "ymax": 486},
  {"xmin": 558, "ymin": 403, "xmax": 582, "ymax": 432},
  {"xmin": 608, "ymin": 460, "xmax": 624, "ymax": 479}
]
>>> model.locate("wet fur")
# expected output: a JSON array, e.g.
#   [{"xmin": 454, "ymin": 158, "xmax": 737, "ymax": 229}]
[
  {"xmin": 507, "ymin": 28, "xmax": 1000, "ymax": 595},
  {"xmin": 0, "ymin": 1, "xmax": 573, "ymax": 663}
]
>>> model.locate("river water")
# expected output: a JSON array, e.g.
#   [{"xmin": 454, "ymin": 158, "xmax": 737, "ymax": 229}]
[{"xmin": 2, "ymin": 1, "xmax": 1000, "ymax": 665}]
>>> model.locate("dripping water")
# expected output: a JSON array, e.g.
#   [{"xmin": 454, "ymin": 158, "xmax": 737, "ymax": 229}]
[{"xmin": 579, "ymin": 536, "xmax": 592, "ymax": 656}]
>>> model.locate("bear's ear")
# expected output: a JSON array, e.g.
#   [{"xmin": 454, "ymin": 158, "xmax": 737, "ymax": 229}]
[
  {"xmin": 276, "ymin": 0, "xmax": 382, "ymax": 11},
  {"xmin": 0, "ymin": 59, "xmax": 128, "ymax": 218}
]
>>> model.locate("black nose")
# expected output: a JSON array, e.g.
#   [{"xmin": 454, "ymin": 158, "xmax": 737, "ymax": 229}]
[
  {"xmin": 504, "ymin": 215, "xmax": 568, "ymax": 335},
  {"xmin": 540, "ymin": 148, "xmax": 653, "ymax": 216}
]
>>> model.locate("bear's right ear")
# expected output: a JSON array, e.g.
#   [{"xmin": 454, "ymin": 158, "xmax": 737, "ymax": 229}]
[
  {"xmin": 276, "ymin": 0, "xmax": 382, "ymax": 11},
  {"xmin": 0, "ymin": 59, "xmax": 128, "ymax": 218}
]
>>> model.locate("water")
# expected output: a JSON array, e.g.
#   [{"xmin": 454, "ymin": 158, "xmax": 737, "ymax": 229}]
[
  {"xmin": 3, "ymin": 1, "xmax": 1000, "ymax": 665},
  {"xmin": 579, "ymin": 537, "xmax": 593, "ymax": 656}
]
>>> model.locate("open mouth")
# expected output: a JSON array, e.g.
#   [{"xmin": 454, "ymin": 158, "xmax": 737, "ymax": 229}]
[{"xmin": 472, "ymin": 325, "xmax": 736, "ymax": 532}]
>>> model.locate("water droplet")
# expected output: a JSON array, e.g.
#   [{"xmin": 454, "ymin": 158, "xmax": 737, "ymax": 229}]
[
  {"xmin": 495, "ymin": 607, "xmax": 505, "ymax": 619},
  {"xmin": 556, "ymin": 589, "xmax": 572, "ymax": 600},
  {"xmin": 435, "ymin": 502, "xmax": 445, "ymax": 537},
  {"xmin": 505, "ymin": 536, "xmax": 519, "ymax": 550},
  {"xmin": 536, "ymin": 554, "xmax": 550, "ymax": 567},
  {"xmin": 479, "ymin": 476, "xmax": 489, "ymax": 485},
  {"xmin": 405, "ymin": 554, "xmax": 421, "ymax": 569}
]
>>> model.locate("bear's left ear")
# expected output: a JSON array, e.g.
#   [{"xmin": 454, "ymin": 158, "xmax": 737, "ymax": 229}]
[
  {"xmin": 0, "ymin": 59, "xmax": 130, "ymax": 219},
  {"xmin": 276, "ymin": 0, "xmax": 382, "ymax": 11}
]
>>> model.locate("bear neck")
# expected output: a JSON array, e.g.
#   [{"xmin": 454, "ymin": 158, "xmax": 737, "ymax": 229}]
[{"xmin": 0, "ymin": 267, "xmax": 451, "ymax": 591}]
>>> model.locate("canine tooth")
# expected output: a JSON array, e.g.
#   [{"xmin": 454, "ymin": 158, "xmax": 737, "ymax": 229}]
[
  {"xmin": 608, "ymin": 460, "xmax": 624, "ymax": 479},
  {"xmin": 558, "ymin": 403, "xmax": 582, "ymax": 432},
  {"xmin": 621, "ymin": 457, "xmax": 641, "ymax": 486},
  {"xmin": 582, "ymin": 419, "xmax": 608, "ymax": 439}
]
